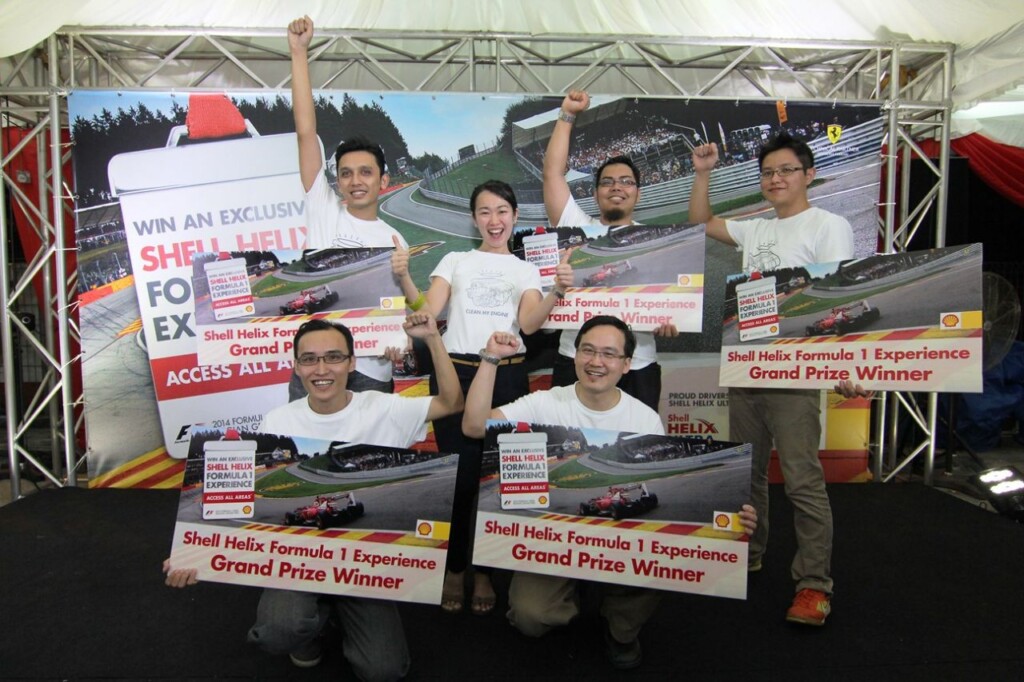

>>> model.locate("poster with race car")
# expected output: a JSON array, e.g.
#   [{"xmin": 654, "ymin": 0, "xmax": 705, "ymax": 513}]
[
  {"xmin": 719, "ymin": 243, "xmax": 985, "ymax": 392},
  {"xmin": 192, "ymin": 248, "xmax": 406, "ymax": 366},
  {"xmin": 523, "ymin": 224, "xmax": 705, "ymax": 333},
  {"xmin": 168, "ymin": 426, "xmax": 458, "ymax": 604},
  {"xmin": 473, "ymin": 422, "xmax": 752, "ymax": 599}
]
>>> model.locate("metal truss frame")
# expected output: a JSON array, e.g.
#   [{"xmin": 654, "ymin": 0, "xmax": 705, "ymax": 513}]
[{"xmin": 1, "ymin": 26, "xmax": 956, "ymax": 498}]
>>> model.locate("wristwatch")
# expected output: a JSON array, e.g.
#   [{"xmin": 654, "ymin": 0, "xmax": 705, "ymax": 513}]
[
  {"xmin": 479, "ymin": 349, "xmax": 501, "ymax": 366},
  {"xmin": 557, "ymin": 110, "xmax": 576, "ymax": 124}
]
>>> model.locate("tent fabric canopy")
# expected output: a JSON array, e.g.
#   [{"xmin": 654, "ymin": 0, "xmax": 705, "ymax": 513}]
[{"xmin": 2, "ymin": 0, "xmax": 1024, "ymax": 109}]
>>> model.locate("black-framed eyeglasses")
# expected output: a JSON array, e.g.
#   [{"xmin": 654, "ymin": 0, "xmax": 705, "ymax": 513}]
[
  {"xmin": 296, "ymin": 351, "xmax": 352, "ymax": 366},
  {"xmin": 597, "ymin": 177, "xmax": 638, "ymax": 188},
  {"xmin": 577, "ymin": 346, "xmax": 627, "ymax": 362},
  {"xmin": 759, "ymin": 166, "xmax": 805, "ymax": 180}
]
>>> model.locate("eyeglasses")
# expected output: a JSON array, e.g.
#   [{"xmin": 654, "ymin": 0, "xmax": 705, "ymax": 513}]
[
  {"xmin": 577, "ymin": 346, "xmax": 627, "ymax": 362},
  {"xmin": 296, "ymin": 351, "xmax": 352, "ymax": 366},
  {"xmin": 597, "ymin": 177, "xmax": 638, "ymax": 188},
  {"xmin": 759, "ymin": 166, "xmax": 805, "ymax": 180}
]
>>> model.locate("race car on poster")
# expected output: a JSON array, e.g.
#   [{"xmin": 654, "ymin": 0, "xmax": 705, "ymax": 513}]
[
  {"xmin": 279, "ymin": 285, "xmax": 339, "ymax": 315},
  {"xmin": 578, "ymin": 482, "xmax": 658, "ymax": 520},
  {"xmin": 582, "ymin": 259, "xmax": 633, "ymax": 287},
  {"xmin": 284, "ymin": 493, "xmax": 365, "ymax": 529},
  {"xmin": 805, "ymin": 300, "xmax": 880, "ymax": 336}
]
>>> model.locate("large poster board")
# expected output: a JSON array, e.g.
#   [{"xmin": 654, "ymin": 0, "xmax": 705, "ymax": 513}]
[
  {"xmin": 719, "ymin": 244, "xmax": 985, "ymax": 392},
  {"xmin": 70, "ymin": 90, "xmax": 883, "ymax": 479},
  {"xmin": 473, "ymin": 422, "xmax": 752, "ymax": 599},
  {"xmin": 168, "ymin": 427, "xmax": 456, "ymax": 603}
]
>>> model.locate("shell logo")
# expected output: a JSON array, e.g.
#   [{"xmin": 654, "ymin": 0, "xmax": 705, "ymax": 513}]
[
  {"xmin": 538, "ymin": 495, "xmax": 548, "ymax": 505},
  {"xmin": 677, "ymin": 274, "xmax": 691, "ymax": 286},
  {"xmin": 242, "ymin": 505, "xmax": 253, "ymax": 515},
  {"xmin": 714, "ymin": 513, "xmax": 731, "ymax": 529},
  {"xmin": 381, "ymin": 297, "xmax": 394, "ymax": 309},
  {"xmin": 941, "ymin": 313, "xmax": 960, "ymax": 328},
  {"xmin": 417, "ymin": 521, "xmax": 433, "ymax": 536},
  {"xmin": 245, "ymin": 305, "xmax": 254, "ymax": 313},
  {"xmin": 770, "ymin": 325, "xmax": 778, "ymax": 333}
]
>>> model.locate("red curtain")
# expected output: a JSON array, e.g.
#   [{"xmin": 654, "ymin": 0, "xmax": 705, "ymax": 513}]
[{"xmin": 917, "ymin": 133, "xmax": 1024, "ymax": 208}]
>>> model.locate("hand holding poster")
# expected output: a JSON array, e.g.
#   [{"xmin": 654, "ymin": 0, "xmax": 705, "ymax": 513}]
[
  {"xmin": 169, "ymin": 426, "xmax": 457, "ymax": 604},
  {"xmin": 719, "ymin": 244, "xmax": 984, "ymax": 392},
  {"xmin": 474, "ymin": 421, "xmax": 752, "ymax": 599}
]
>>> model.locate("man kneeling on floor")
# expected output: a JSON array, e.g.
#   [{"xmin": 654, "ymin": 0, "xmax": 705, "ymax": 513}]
[
  {"xmin": 164, "ymin": 311, "xmax": 463, "ymax": 680},
  {"xmin": 462, "ymin": 315, "xmax": 757, "ymax": 669}
]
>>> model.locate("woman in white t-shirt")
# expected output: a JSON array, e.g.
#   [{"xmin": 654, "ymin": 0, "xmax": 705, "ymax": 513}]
[{"xmin": 393, "ymin": 180, "xmax": 573, "ymax": 615}]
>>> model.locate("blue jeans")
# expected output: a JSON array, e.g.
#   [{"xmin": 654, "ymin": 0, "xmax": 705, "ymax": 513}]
[{"xmin": 247, "ymin": 589, "xmax": 409, "ymax": 681}]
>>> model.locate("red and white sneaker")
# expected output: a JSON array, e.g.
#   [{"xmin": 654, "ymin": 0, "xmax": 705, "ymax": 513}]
[{"xmin": 786, "ymin": 588, "xmax": 831, "ymax": 626}]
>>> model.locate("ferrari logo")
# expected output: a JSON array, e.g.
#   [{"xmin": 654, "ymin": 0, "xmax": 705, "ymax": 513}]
[{"xmin": 827, "ymin": 124, "xmax": 843, "ymax": 144}]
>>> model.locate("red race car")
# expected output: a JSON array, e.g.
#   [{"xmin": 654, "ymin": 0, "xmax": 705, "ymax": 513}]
[
  {"xmin": 805, "ymin": 300, "xmax": 881, "ymax": 336},
  {"xmin": 284, "ymin": 493, "xmax": 364, "ymax": 529},
  {"xmin": 279, "ymin": 285, "xmax": 340, "ymax": 316},
  {"xmin": 578, "ymin": 482, "xmax": 658, "ymax": 520}
]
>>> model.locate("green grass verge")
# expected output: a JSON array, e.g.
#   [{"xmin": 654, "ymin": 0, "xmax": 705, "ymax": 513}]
[
  {"xmin": 549, "ymin": 458, "xmax": 718, "ymax": 489},
  {"xmin": 255, "ymin": 466, "xmax": 421, "ymax": 498}
]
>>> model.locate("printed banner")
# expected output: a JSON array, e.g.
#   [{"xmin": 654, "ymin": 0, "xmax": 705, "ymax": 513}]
[
  {"xmin": 70, "ymin": 90, "xmax": 883, "ymax": 479},
  {"xmin": 193, "ymin": 248, "xmax": 405, "ymax": 366},
  {"xmin": 719, "ymin": 244, "xmax": 985, "ymax": 392},
  {"xmin": 538, "ymin": 225, "xmax": 705, "ymax": 332},
  {"xmin": 474, "ymin": 422, "xmax": 752, "ymax": 599},
  {"xmin": 169, "ymin": 426, "xmax": 457, "ymax": 603}
]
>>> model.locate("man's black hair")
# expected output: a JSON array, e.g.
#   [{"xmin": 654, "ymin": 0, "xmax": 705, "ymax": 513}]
[
  {"xmin": 758, "ymin": 132, "xmax": 814, "ymax": 170},
  {"xmin": 334, "ymin": 137, "xmax": 387, "ymax": 176},
  {"xmin": 575, "ymin": 315, "xmax": 636, "ymax": 359},
  {"xmin": 595, "ymin": 155, "xmax": 641, "ymax": 186},
  {"xmin": 292, "ymin": 319, "xmax": 354, "ymax": 358}
]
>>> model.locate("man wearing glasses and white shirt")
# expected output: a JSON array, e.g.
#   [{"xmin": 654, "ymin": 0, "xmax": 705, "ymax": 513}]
[
  {"xmin": 689, "ymin": 132, "xmax": 853, "ymax": 627},
  {"xmin": 542, "ymin": 90, "xmax": 677, "ymax": 412},
  {"xmin": 165, "ymin": 311, "xmax": 463, "ymax": 679}
]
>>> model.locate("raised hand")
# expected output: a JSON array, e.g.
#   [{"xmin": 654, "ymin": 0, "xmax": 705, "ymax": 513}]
[
  {"xmin": 561, "ymin": 90, "xmax": 590, "ymax": 116},
  {"xmin": 287, "ymin": 15, "xmax": 314, "ymax": 52},
  {"xmin": 692, "ymin": 143, "xmax": 719, "ymax": 173}
]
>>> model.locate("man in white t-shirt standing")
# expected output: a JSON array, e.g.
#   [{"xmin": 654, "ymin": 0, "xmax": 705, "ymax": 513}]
[
  {"xmin": 288, "ymin": 15, "xmax": 407, "ymax": 393},
  {"xmin": 463, "ymin": 315, "xmax": 756, "ymax": 669},
  {"xmin": 542, "ymin": 90, "xmax": 676, "ymax": 412},
  {"xmin": 689, "ymin": 132, "xmax": 854, "ymax": 626}
]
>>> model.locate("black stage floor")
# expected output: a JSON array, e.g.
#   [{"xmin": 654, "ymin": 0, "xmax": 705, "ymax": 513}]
[{"xmin": 2, "ymin": 484, "xmax": 1023, "ymax": 681}]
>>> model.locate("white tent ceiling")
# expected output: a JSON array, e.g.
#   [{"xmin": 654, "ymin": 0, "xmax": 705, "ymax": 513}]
[{"xmin": 3, "ymin": 0, "xmax": 1023, "ymax": 113}]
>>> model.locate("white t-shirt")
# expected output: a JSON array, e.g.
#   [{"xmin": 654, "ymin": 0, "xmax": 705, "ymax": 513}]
[
  {"xmin": 304, "ymin": 168, "xmax": 409, "ymax": 382},
  {"xmin": 556, "ymin": 196, "xmax": 657, "ymax": 369},
  {"xmin": 262, "ymin": 390, "xmax": 431, "ymax": 447},
  {"xmin": 430, "ymin": 250, "xmax": 542, "ymax": 355},
  {"xmin": 725, "ymin": 206, "xmax": 854, "ymax": 271},
  {"xmin": 498, "ymin": 384, "xmax": 665, "ymax": 435}
]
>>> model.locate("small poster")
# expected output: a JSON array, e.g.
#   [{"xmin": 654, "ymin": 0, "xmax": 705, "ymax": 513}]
[
  {"xmin": 498, "ymin": 431, "xmax": 550, "ymax": 509},
  {"xmin": 203, "ymin": 257, "xmax": 255, "ymax": 321},
  {"xmin": 201, "ymin": 437, "xmax": 256, "ymax": 519},
  {"xmin": 522, "ymin": 232, "xmax": 560, "ymax": 288},
  {"xmin": 734, "ymin": 276, "xmax": 779, "ymax": 342}
]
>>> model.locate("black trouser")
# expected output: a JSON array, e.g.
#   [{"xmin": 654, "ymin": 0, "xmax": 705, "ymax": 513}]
[{"xmin": 431, "ymin": 353, "xmax": 528, "ymax": 573}]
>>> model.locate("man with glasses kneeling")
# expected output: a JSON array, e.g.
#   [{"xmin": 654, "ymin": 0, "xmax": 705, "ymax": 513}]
[
  {"xmin": 165, "ymin": 311, "xmax": 463, "ymax": 680},
  {"xmin": 462, "ymin": 315, "xmax": 756, "ymax": 669}
]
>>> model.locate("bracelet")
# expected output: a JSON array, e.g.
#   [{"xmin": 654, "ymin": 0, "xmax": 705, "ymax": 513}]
[
  {"xmin": 408, "ymin": 291, "xmax": 426, "ymax": 311},
  {"xmin": 478, "ymin": 349, "xmax": 501, "ymax": 366},
  {"xmin": 553, "ymin": 289, "xmax": 566, "ymax": 299},
  {"xmin": 557, "ymin": 110, "xmax": 576, "ymax": 124}
]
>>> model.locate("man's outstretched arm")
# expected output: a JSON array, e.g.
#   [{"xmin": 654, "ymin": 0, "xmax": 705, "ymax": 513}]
[
  {"xmin": 288, "ymin": 15, "xmax": 323, "ymax": 192},
  {"xmin": 689, "ymin": 143, "xmax": 735, "ymax": 246},
  {"xmin": 542, "ymin": 90, "xmax": 590, "ymax": 225}
]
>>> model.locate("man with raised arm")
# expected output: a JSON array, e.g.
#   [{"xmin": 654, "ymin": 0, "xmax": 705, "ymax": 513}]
[
  {"xmin": 462, "ymin": 315, "xmax": 756, "ymax": 669},
  {"xmin": 543, "ymin": 90, "xmax": 676, "ymax": 411},
  {"xmin": 288, "ymin": 15, "xmax": 406, "ymax": 393},
  {"xmin": 689, "ymin": 133, "xmax": 854, "ymax": 626},
  {"xmin": 165, "ymin": 311, "xmax": 463, "ymax": 679}
]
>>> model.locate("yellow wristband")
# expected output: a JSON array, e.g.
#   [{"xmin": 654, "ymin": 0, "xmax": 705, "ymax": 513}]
[{"xmin": 408, "ymin": 291, "xmax": 426, "ymax": 311}]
